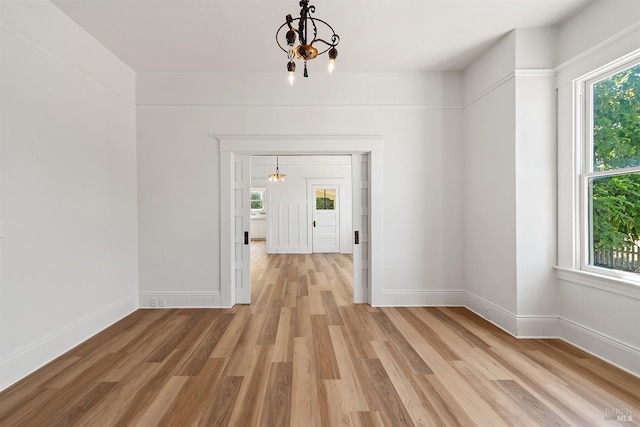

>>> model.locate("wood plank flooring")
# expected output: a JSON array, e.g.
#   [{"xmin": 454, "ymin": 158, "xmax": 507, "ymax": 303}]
[{"xmin": 1, "ymin": 241, "xmax": 638, "ymax": 426}]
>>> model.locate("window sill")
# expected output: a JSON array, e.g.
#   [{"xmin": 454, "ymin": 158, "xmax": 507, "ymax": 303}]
[{"xmin": 554, "ymin": 266, "xmax": 640, "ymax": 300}]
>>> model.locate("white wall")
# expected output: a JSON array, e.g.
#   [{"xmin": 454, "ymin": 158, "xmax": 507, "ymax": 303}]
[
  {"xmin": 251, "ymin": 155, "xmax": 352, "ymax": 254},
  {"xmin": 0, "ymin": 0, "xmax": 138, "ymax": 390},
  {"xmin": 514, "ymin": 72, "xmax": 557, "ymax": 323},
  {"xmin": 462, "ymin": 0, "xmax": 640, "ymax": 375},
  {"xmin": 463, "ymin": 28, "xmax": 559, "ymax": 336},
  {"xmin": 555, "ymin": 0, "xmax": 640, "ymax": 375},
  {"xmin": 462, "ymin": 32, "xmax": 518, "ymax": 326},
  {"xmin": 136, "ymin": 71, "xmax": 464, "ymax": 308},
  {"xmin": 556, "ymin": 0, "xmax": 640, "ymax": 68}
]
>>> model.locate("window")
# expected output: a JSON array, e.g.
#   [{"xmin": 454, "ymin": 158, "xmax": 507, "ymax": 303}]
[
  {"xmin": 251, "ymin": 189, "xmax": 265, "ymax": 212},
  {"xmin": 315, "ymin": 188, "xmax": 336, "ymax": 210},
  {"xmin": 581, "ymin": 59, "xmax": 640, "ymax": 277}
]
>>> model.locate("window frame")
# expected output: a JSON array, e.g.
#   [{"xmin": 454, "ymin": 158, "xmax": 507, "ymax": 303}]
[{"xmin": 578, "ymin": 55, "xmax": 640, "ymax": 283}]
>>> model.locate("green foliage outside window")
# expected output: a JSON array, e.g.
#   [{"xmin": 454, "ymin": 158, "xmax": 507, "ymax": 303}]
[
  {"xmin": 251, "ymin": 191, "xmax": 264, "ymax": 210},
  {"xmin": 592, "ymin": 174, "xmax": 640, "ymax": 250},
  {"xmin": 593, "ymin": 65, "xmax": 640, "ymax": 171},
  {"xmin": 591, "ymin": 63, "xmax": 640, "ymax": 271},
  {"xmin": 316, "ymin": 198, "xmax": 335, "ymax": 210}
]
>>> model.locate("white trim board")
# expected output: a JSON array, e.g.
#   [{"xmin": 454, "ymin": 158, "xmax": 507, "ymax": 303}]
[
  {"xmin": 462, "ymin": 290, "xmax": 639, "ymax": 377},
  {"xmin": 0, "ymin": 293, "xmax": 138, "ymax": 391},
  {"xmin": 463, "ymin": 291, "xmax": 519, "ymax": 336},
  {"xmin": 555, "ymin": 267, "xmax": 640, "ymax": 300},
  {"xmin": 266, "ymin": 247, "xmax": 310, "ymax": 254},
  {"xmin": 395, "ymin": 288, "xmax": 639, "ymax": 376},
  {"xmin": 138, "ymin": 291, "xmax": 221, "ymax": 308},
  {"xmin": 218, "ymin": 135, "xmax": 383, "ymax": 154},
  {"xmin": 559, "ymin": 318, "xmax": 640, "ymax": 377},
  {"xmin": 377, "ymin": 290, "xmax": 465, "ymax": 307}
]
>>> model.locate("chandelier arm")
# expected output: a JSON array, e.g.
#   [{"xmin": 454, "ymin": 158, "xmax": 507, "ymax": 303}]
[
  {"xmin": 309, "ymin": 41, "xmax": 333, "ymax": 56},
  {"xmin": 308, "ymin": 15, "xmax": 319, "ymax": 44},
  {"xmin": 277, "ymin": 18, "xmax": 339, "ymax": 53},
  {"xmin": 311, "ymin": 38, "xmax": 337, "ymax": 47},
  {"xmin": 309, "ymin": 35, "xmax": 339, "ymax": 55},
  {"xmin": 309, "ymin": 18, "xmax": 339, "ymax": 45}
]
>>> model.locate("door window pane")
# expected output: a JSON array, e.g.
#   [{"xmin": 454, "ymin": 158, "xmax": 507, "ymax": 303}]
[{"xmin": 316, "ymin": 189, "xmax": 336, "ymax": 210}]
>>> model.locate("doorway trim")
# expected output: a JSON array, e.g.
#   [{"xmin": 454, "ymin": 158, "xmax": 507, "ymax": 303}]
[{"xmin": 219, "ymin": 135, "xmax": 383, "ymax": 307}]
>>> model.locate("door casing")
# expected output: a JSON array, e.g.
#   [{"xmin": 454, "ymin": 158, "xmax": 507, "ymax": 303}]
[{"xmin": 219, "ymin": 136, "xmax": 383, "ymax": 307}]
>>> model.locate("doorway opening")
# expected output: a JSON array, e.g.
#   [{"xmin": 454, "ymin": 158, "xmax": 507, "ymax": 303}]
[
  {"xmin": 219, "ymin": 136, "xmax": 383, "ymax": 307},
  {"xmin": 249, "ymin": 155, "xmax": 353, "ymax": 306}
]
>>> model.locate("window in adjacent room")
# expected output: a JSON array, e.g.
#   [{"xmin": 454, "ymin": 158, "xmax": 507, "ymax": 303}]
[
  {"xmin": 251, "ymin": 189, "xmax": 265, "ymax": 213},
  {"xmin": 581, "ymin": 58, "xmax": 640, "ymax": 277}
]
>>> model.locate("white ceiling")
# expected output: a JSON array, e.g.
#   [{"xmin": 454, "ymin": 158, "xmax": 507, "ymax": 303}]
[{"xmin": 50, "ymin": 0, "xmax": 593, "ymax": 73}]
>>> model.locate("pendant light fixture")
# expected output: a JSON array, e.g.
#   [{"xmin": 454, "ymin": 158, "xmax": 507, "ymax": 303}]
[
  {"xmin": 268, "ymin": 156, "xmax": 286, "ymax": 182},
  {"xmin": 276, "ymin": 0, "xmax": 340, "ymax": 85}
]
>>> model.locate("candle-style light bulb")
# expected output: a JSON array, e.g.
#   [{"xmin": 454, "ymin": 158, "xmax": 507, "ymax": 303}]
[
  {"xmin": 328, "ymin": 47, "xmax": 338, "ymax": 74},
  {"xmin": 287, "ymin": 61, "xmax": 296, "ymax": 86}
]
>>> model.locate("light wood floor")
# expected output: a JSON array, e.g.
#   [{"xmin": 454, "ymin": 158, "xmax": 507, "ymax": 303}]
[{"xmin": 1, "ymin": 241, "xmax": 638, "ymax": 426}]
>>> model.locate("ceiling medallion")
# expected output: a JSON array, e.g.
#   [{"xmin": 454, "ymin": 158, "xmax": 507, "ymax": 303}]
[{"xmin": 276, "ymin": 0, "xmax": 340, "ymax": 85}]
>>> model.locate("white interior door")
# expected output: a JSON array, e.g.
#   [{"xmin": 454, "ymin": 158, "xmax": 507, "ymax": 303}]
[
  {"xmin": 234, "ymin": 155, "xmax": 251, "ymax": 304},
  {"xmin": 312, "ymin": 185, "xmax": 340, "ymax": 253},
  {"xmin": 352, "ymin": 154, "xmax": 369, "ymax": 304}
]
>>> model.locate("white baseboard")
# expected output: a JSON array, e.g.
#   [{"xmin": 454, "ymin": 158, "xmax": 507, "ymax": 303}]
[
  {"xmin": 378, "ymin": 290, "xmax": 554, "ymax": 339},
  {"xmin": 463, "ymin": 292, "xmax": 518, "ymax": 336},
  {"xmin": 462, "ymin": 293, "xmax": 561, "ymax": 339},
  {"xmin": 463, "ymin": 291, "xmax": 638, "ymax": 376},
  {"xmin": 377, "ymin": 289, "xmax": 466, "ymax": 307},
  {"xmin": 138, "ymin": 291, "xmax": 221, "ymax": 308},
  {"xmin": 266, "ymin": 247, "xmax": 311, "ymax": 254},
  {"xmin": 559, "ymin": 318, "xmax": 640, "ymax": 377},
  {"xmin": 515, "ymin": 316, "xmax": 560, "ymax": 338},
  {"xmin": 3, "ymin": 287, "xmax": 637, "ymax": 394},
  {"xmin": 0, "ymin": 292, "xmax": 138, "ymax": 392}
]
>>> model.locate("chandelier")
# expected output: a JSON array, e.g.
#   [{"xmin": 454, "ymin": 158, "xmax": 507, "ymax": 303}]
[
  {"xmin": 276, "ymin": 0, "xmax": 340, "ymax": 85},
  {"xmin": 268, "ymin": 156, "xmax": 286, "ymax": 182}
]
